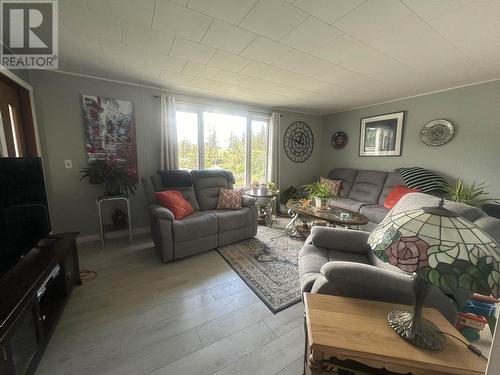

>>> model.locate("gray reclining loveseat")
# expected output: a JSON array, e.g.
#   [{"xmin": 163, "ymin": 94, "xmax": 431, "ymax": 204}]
[
  {"xmin": 142, "ymin": 169, "xmax": 258, "ymax": 262},
  {"xmin": 299, "ymin": 192, "xmax": 500, "ymax": 323}
]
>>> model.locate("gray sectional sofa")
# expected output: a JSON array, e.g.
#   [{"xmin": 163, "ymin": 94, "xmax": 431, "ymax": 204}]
[
  {"xmin": 327, "ymin": 168, "xmax": 407, "ymax": 231},
  {"xmin": 298, "ymin": 192, "xmax": 500, "ymax": 323},
  {"xmin": 142, "ymin": 169, "xmax": 258, "ymax": 262}
]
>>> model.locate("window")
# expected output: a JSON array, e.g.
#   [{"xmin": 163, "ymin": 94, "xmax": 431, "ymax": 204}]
[{"xmin": 176, "ymin": 107, "xmax": 269, "ymax": 187}]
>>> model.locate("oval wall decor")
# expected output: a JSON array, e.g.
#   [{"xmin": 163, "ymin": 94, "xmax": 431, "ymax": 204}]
[
  {"xmin": 420, "ymin": 119, "xmax": 455, "ymax": 146},
  {"xmin": 283, "ymin": 121, "xmax": 314, "ymax": 163},
  {"xmin": 331, "ymin": 131, "xmax": 348, "ymax": 149}
]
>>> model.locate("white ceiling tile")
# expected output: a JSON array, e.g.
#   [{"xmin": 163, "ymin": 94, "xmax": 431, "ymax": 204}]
[
  {"xmin": 59, "ymin": 3, "xmax": 121, "ymax": 42},
  {"xmin": 169, "ymin": 38, "xmax": 216, "ymax": 64},
  {"xmin": 402, "ymin": 0, "xmax": 474, "ymax": 22},
  {"xmin": 170, "ymin": 0, "xmax": 188, "ymax": 5},
  {"xmin": 152, "ymin": 0, "xmax": 213, "ymax": 42},
  {"xmin": 159, "ymin": 70, "xmax": 194, "ymax": 87},
  {"xmin": 207, "ymin": 51, "xmax": 250, "ymax": 72},
  {"xmin": 98, "ymin": 39, "xmax": 146, "ymax": 65},
  {"xmin": 146, "ymin": 51, "xmax": 187, "ymax": 72},
  {"xmin": 59, "ymin": 30, "xmax": 99, "ymax": 57},
  {"xmin": 239, "ymin": 77, "xmax": 311, "ymax": 99},
  {"xmin": 333, "ymin": 0, "xmax": 413, "ymax": 43},
  {"xmin": 187, "ymin": 0, "xmax": 258, "ymax": 25},
  {"xmin": 183, "ymin": 62, "xmax": 220, "ymax": 79},
  {"xmin": 239, "ymin": 0, "xmax": 308, "ymax": 40},
  {"xmin": 369, "ymin": 14, "xmax": 470, "ymax": 72},
  {"xmin": 293, "ymin": 0, "xmax": 366, "ymax": 24},
  {"xmin": 240, "ymin": 36, "xmax": 291, "ymax": 64},
  {"xmin": 202, "ymin": 20, "xmax": 257, "ymax": 54},
  {"xmin": 123, "ymin": 62, "xmax": 161, "ymax": 82},
  {"xmin": 280, "ymin": 17, "xmax": 342, "ymax": 53},
  {"xmin": 213, "ymin": 70, "xmax": 248, "ymax": 85},
  {"xmin": 122, "ymin": 22, "xmax": 174, "ymax": 55},
  {"xmin": 314, "ymin": 35, "xmax": 417, "ymax": 84},
  {"xmin": 87, "ymin": 0, "xmax": 155, "ymax": 27}
]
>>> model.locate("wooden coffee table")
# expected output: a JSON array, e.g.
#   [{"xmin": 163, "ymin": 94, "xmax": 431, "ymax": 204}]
[
  {"xmin": 285, "ymin": 200, "xmax": 368, "ymax": 237},
  {"xmin": 303, "ymin": 293, "xmax": 488, "ymax": 375}
]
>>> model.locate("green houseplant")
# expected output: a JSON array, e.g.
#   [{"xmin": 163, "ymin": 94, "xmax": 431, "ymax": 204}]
[
  {"xmin": 80, "ymin": 160, "xmax": 137, "ymax": 197},
  {"xmin": 307, "ymin": 180, "xmax": 336, "ymax": 209},
  {"xmin": 446, "ymin": 178, "xmax": 492, "ymax": 207}
]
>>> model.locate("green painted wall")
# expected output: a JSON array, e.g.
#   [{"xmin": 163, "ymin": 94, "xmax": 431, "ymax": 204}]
[
  {"xmin": 30, "ymin": 71, "xmax": 323, "ymax": 237},
  {"xmin": 321, "ymin": 80, "xmax": 500, "ymax": 198}
]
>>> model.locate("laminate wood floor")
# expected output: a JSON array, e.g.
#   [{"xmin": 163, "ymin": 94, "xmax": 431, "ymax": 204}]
[{"xmin": 35, "ymin": 229, "xmax": 305, "ymax": 375}]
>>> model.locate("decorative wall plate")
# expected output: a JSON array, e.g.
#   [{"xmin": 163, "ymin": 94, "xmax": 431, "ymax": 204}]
[
  {"xmin": 331, "ymin": 131, "xmax": 348, "ymax": 149},
  {"xmin": 420, "ymin": 119, "xmax": 455, "ymax": 146},
  {"xmin": 283, "ymin": 121, "xmax": 314, "ymax": 163}
]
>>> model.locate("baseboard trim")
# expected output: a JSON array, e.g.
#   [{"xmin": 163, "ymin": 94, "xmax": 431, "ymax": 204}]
[{"xmin": 77, "ymin": 227, "xmax": 150, "ymax": 244}]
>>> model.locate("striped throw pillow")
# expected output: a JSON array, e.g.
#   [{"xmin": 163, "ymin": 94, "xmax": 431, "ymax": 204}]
[{"xmin": 394, "ymin": 167, "xmax": 449, "ymax": 194}]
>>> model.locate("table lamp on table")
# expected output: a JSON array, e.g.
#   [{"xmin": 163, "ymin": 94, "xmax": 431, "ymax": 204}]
[{"xmin": 368, "ymin": 199, "xmax": 500, "ymax": 350}]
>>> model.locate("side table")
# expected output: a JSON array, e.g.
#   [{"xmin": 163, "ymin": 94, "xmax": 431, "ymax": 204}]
[
  {"xmin": 244, "ymin": 188, "xmax": 279, "ymax": 227},
  {"xmin": 96, "ymin": 195, "xmax": 132, "ymax": 249},
  {"xmin": 303, "ymin": 293, "xmax": 487, "ymax": 375}
]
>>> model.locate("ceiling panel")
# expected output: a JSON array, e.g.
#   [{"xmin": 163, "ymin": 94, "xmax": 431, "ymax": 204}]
[
  {"xmin": 146, "ymin": 51, "xmax": 187, "ymax": 72},
  {"xmin": 169, "ymin": 38, "xmax": 216, "ymax": 64},
  {"xmin": 239, "ymin": 0, "xmax": 308, "ymax": 40},
  {"xmin": 240, "ymin": 36, "xmax": 291, "ymax": 64},
  {"xmin": 122, "ymin": 22, "xmax": 175, "ymax": 55},
  {"xmin": 202, "ymin": 20, "xmax": 257, "ymax": 54},
  {"xmin": 280, "ymin": 17, "xmax": 342, "ymax": 53},
  {"xmin": 54, "ymin": 0, "xmax": 500, "ymax": 114},
  {"xmin": 292, "ymin": 0, "xmax": 366, "ymax": 24},
  {"xmin": 152, "ymin": 0, "xmax": 213, "ymax": 42},
  {"xmin": 87, "ymin": 0, "xmax": 155, "ymax": 27},
  {"xmin": 208, "ymin": 51, "xmax": 251, "ymax": 72},
  {"xmin": 187, "ymin": 0, "xmax": 258, "ymax": 25}
]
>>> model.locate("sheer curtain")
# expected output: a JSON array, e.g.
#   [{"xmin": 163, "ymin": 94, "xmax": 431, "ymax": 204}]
[
  {"xmin": 160, "ymin": 94, "xmax": 179, "ymax": 170},
  {"xmin": 267, "ymin": 111, "xmax": 280, "ymax": 186}
]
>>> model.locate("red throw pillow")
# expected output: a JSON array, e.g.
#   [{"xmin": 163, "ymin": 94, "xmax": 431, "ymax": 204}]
[
  {"xmin": 155, "ymin": 190, "xmax": 194, "ymax": 219},
  {"xmin": 384, "ymin": 185, "xmax": 421, "ymax": 209},
  {"xmin": 216, "ymin": 188, "xmax": 243, "ymax": 210}
]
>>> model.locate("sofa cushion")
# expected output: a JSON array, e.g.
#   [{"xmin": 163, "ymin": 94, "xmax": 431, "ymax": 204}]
[
  {"xmin": 158, "ymin": 170, "xmax": 192, "ymax": 187},
  {"xmin": 191, "ymin": 169, "xmax": 235, "ymax": 210},
  {"xmin": 360, "ymin": 205, "xmax": 390, "ymax": 224},
  {"xmin": 207, "ymin": 208, "xmax": 253, "ymax": 232},
  {"xmin": 383, "ymin": 185, "xmax": 421, "ymax": 209},
  {"xmin": 172, "ymin": 211, "xmax": 218, "ymax": 242},
  {"xmin": 216, "ymin": 188, "xmax": 243, "ymax": 210},
  {"xmin": 151, "ymin": 174, "xmax": 200, "ymax": 211},
  {"xmin": 327, "ymin": 168, "xmax": 358, "ymax": 198},
  {"xmin": 155, "ymin": 190, "xmax": 194, "ymax": 219},
  {"xmin": 348, "ymin": 170, "xmax": 388, "ymax": 204},
  {"xmin": 330, "ymin": 198, "xmax": 368, "ymax": 213},
  {"xmin": 298, "ymin": 244, "xmax": 370, "ymax": 292},
  {"xmin": 378, "ymin": 171, "xmax": 406, "ymax": 205}
]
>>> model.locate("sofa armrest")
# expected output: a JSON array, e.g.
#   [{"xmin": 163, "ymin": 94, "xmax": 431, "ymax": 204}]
[
  {"xmin": 309, "ymin": 226, "xmax": 371, "ymax": 254},
  {"xmin": 242, "ymin": 195, "xmax": 256, "ymax": 207},
  {"xmin": 313, "ymin": 262, "xmax": 458, "ymax": 323},
  {"xmin": 149, "ymin": 203, "xmax": 175, "ymax": 221}
]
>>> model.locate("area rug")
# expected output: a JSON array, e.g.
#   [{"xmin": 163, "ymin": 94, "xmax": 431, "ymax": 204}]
[{"xmin": 217, "ymin": 225, "xmax": 304, "ymax": 313}]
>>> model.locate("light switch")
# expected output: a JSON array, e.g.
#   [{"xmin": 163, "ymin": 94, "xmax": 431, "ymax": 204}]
[{"xmin": 64, "ymin": 160, "xmax": 73, "ymax": 169}]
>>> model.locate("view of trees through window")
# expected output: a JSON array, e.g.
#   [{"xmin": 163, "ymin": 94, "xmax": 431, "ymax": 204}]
[{"xmin": 176, "ymin": 109, "xmax": 269, "ymax": 187}]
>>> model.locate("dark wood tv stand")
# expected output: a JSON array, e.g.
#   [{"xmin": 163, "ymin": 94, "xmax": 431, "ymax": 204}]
[{"xmin": 0, "ymin": 232, "xmax": 80, "ymax": 375}]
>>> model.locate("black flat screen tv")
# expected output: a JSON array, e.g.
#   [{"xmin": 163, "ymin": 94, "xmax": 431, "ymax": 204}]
[{"xmin": 0, "ymin": 157, "xmax": 51, "ymax": 277}]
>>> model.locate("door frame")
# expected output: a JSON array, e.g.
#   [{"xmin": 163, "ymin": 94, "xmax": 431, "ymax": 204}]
[{"xmin": 0, "ymin": 67, "xmax": 42, "ymax": 157}]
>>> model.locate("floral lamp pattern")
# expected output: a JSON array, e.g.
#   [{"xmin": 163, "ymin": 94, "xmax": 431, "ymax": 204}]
[{"xmin": 368, "ymin": 208, "xmax": 500, "ymax": 298}]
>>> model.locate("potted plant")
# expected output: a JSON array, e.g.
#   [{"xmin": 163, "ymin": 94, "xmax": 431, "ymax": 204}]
[
  {"xmin": 307, "ymin": 180, "xmax": 335, "ymax": 209},
  {"xmin": 80, "ymin": 160, "xmax": 137, "ymax": 197},
  {"xmin": 446, "ymin": 178, "xmax": 493, "ymax": 207}
]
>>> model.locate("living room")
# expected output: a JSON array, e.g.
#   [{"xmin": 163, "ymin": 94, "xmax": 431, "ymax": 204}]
[{"xmin": 0, "ymin": 1, "xmax": 499, "ymax": 374}]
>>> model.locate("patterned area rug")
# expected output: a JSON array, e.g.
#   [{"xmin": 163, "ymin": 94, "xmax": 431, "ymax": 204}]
[{"xmin": 217, "ymin": 224, "xmax": 304, "ymax": 313}]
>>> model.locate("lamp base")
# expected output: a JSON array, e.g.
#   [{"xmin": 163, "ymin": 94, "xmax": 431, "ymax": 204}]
[{"xmin": 388, "ymin": 310, "xmax": 446, "ymax": 350}]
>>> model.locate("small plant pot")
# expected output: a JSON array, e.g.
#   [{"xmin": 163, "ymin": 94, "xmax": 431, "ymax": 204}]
[{"xmin": 314, "ymin": 197, "xmax": 329, "ymax": 210}]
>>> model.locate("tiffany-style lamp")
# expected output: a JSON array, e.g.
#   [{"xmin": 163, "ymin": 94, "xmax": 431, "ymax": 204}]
[{"xmin": 368, "ymin": 199, "xmax": 500, "ymax": 350}]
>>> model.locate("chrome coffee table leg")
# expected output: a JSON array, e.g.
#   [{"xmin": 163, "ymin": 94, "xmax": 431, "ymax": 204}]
[{"xmin": 285, "ymin": 210, "xmax": 300, "ymax": 236}]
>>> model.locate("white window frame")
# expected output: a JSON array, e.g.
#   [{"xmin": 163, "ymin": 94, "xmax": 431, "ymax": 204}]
[{"xmin": 175, "ymin": 102, "xmax": 270, "ymax": 187}]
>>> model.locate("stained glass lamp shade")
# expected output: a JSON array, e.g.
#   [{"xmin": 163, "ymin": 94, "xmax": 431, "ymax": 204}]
[{"xmin": 368, "ymin": 200, "xmax": 500, "ymax": 350}]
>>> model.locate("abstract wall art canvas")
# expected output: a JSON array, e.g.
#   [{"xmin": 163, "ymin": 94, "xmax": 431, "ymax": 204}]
[
  {"xmin": 359, "ymin": 111, "xmax": 405, "ymax": 157},
  {"xmin": 81, "ymin": 95, "xmax": 138, "ymax": 179}
]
